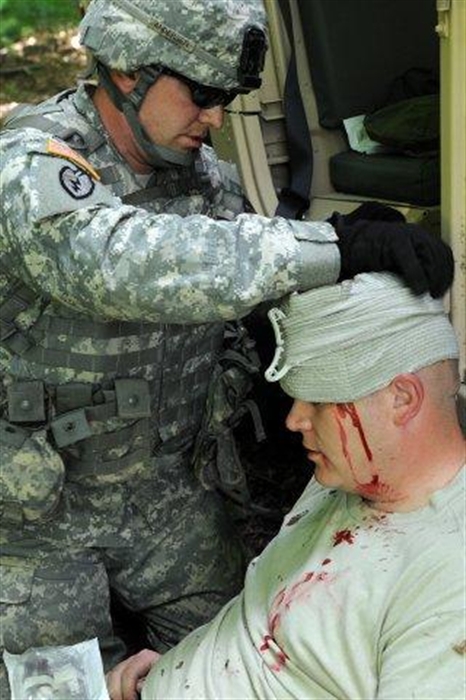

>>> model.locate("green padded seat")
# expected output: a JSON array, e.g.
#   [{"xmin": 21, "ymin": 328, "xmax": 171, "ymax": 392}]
[
  {"xmin": 329, "ymin": 151, "xmax": 440, "ymax": 207},
  {"xmin": 292, "ymin": 0, "xmax": 439, "ymax": 206}
]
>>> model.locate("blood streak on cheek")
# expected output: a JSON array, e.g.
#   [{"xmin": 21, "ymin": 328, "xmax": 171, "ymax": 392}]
[
  {"xmin": 336, "ymin": 403, "xmax": 372, "ymax": 461},
  {"xmin": 333, "ymin": 403, "xmax": 391, "ymax": 493},
  {"xmin": 334, "ymin": 409, "xmax": 352, "ymax": 463}
]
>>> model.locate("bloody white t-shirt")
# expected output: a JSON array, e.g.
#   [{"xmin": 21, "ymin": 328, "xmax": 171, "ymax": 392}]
[{"xmin": 143, "ymin": 467, "xmax": 466, "ymax": 700}]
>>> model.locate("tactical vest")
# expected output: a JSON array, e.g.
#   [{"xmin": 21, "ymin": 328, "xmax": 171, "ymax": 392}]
[{"xmin": 0, "ymin": 86, "xmax": 244, "ymax": 482}]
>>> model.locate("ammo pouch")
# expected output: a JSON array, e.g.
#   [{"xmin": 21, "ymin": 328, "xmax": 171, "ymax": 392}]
[
  {"xmin": 0, "ymin": 419, "xmax": 65, "ymax": 525},
  {"xmin": 0, "ymin": 376, "xmax": 153, "ymax": 525},
  {"xmin": 193, "ymin": 323, "xmax": 265, "ymax": 505}
]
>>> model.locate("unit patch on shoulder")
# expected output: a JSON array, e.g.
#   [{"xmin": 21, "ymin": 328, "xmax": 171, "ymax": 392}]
[
  {"xmin": 59, "ymin": 165, "xmax": 95, "ymax": 199},
  {"xmin": 46, "ymin": 138, "xmax": 101, "ymax": 181}
]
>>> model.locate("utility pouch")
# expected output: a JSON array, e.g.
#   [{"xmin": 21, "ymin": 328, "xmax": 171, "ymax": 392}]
[
  {"xmin": 7, "ymin": 381, "xmax": 45, "ymax": 423},
  {"xmin": 115, "ymin": 378, "xmax": 151, "ymax": 419},
  {"xmin": 0, "ymin": 419, "xmax": 65, "ymax": 525}
]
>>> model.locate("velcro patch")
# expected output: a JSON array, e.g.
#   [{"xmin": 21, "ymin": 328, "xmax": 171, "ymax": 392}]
[
  {"xmin": 59, "ymin": 165, "xmax": 95, "ymax": 199},
  {"xmin": 46, "ymin": 138, "xmax": 101, "ymax": 181},
  {"xmin": 33, "ymin": 150, "xmax": 117, "ymax": 221}
]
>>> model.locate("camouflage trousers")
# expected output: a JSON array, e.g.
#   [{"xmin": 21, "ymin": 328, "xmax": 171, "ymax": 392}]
[{"xmin": 0, "ymin": 452, "xmax": 246, "ymax": 700}]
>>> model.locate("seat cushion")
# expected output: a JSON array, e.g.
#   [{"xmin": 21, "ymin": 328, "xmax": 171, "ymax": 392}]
[{"xmin": 329, "ymin": 151, "xmax": 440, "ymax": 206}]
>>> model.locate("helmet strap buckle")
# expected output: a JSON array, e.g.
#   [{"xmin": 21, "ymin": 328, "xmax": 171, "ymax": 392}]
[{"xmin": 128, "ymin": 66, "xmax": 163, "ymax": 111}]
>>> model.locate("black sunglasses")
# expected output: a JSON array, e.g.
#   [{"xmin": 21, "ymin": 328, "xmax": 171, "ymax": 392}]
[{"xmin": 162, "ymin": 67, "xmax": 242, "ymax": 109}]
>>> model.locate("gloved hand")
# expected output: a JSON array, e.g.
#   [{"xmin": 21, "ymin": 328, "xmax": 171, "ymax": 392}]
[{"xmin": 335, "ymin": 216, "xmax": 454, "ymax": 298}]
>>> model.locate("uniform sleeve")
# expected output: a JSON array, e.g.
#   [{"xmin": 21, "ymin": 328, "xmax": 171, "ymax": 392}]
[{"xmin": 1, "ymin": 130, "xmax": 340, "ymax": 323}]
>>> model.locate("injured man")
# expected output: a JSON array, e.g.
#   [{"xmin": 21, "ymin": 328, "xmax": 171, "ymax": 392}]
[{"xmin": 107, "ymin": 272, "xmax": 466, "ymax": 700}]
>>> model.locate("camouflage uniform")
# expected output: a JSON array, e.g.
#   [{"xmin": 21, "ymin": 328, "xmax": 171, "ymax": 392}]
[{"xmin": 0, "ymin": 0, "xmax": 340, "ymax": 697}]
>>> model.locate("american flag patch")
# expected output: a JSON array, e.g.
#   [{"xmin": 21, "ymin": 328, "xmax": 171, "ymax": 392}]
[{"xmin": 46, "ymin": 139, "xmax": 101, "ymax": 181}]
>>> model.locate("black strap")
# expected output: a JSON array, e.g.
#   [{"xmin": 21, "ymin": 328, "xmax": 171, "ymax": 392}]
[
  {"xmin": 122, "ymin": 176, "xmax": 196, "ymax": 205},
  {"xmin": 275, "ymin": 0, "xmax": 313, "ymax": 220}
]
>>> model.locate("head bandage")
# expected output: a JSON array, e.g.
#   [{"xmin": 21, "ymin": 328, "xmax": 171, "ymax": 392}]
[{"xmin": 265, "ymin": 272, "xmax": 459, "ymax": 403}]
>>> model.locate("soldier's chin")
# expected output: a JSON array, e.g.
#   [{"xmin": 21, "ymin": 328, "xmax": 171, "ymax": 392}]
[{"xmin": 179, "ymin": 135, "xmax": 203, "ymax": 150}]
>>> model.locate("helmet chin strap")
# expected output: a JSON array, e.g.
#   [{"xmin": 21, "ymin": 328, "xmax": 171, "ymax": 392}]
[{"xmin": 98, "ymin": 63, "xmax": 193, "ymax": 169}]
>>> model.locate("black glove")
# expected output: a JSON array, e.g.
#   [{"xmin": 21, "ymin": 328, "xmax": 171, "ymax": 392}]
[
  {"xmin": 328, "ymin": 201, "xmax": 406, "ymax": 227},
  {"xmin": 335, "ymin": 217, "xmax": 454, "ymax": 298}
]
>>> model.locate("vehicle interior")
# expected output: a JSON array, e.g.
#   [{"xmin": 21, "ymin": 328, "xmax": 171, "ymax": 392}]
[{"xmin": 212, "ymin": 0, "xmax": 465, "ymax": 426}]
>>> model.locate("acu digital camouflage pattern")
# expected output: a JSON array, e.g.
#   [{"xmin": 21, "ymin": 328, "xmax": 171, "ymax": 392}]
[
  {"xmin": 0, "ymin": 423, "xmax": 65, "ymax": 524},
  {"xmin": 0, "ymin": 94, "xmax": 339, "ymax": 324},
  {"xmin": 0, "ymin": 454, "xmax": 245, "ymax": 663},
  {"xmin": 80, "ymin": 0, "xmax": 267, "ymax": 89},
  {"xmin": 0, "ymin": 72, "xmax": 339, "ymax": 699}
]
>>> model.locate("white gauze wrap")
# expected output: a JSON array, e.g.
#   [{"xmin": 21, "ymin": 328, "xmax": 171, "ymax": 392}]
[{"xmin": 265, "ymin": 272, "xmax": 459, "ymax": 402}]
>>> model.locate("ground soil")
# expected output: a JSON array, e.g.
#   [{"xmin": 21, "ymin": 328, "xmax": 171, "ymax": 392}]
[{"xmin": 0, "ymin": 29, "xmax": 87, "ymax": 122}]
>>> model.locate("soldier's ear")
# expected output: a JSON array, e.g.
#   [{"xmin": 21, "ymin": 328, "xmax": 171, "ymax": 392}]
[
  {"xmin": 110, "ymin": 69, "xmax": 139, "ymax": 95},
  {"xmin": 389, "ymin": 373, "xmax": 424, "ymax": 426}
]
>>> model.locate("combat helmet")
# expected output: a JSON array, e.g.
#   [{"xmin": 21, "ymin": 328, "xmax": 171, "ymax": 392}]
[{"xmin": 80, "ymin": 0, "xmax": 267, "ymax": 168}]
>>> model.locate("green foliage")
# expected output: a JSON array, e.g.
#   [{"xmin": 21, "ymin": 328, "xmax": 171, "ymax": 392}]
[{"xmin": 0, "ymin": 0, "xmax": 81, "ymax": 48}]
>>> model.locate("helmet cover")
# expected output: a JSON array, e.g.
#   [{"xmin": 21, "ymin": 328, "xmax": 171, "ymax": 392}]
[{"xmin": 80, "ymin": 0, "xmax": 267, "ymax": 90}]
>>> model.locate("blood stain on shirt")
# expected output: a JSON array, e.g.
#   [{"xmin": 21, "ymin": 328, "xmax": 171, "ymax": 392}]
[
  {"xmin": 259, "ymin": 569, "xmax": 332, "ymax": 670},
  {"xmin": 271, "ymin": 649, "xmax": 289, "ymax": 672},
  {"xmin": 333, "ymin": 528, "xmax": 355, "ymax": 546},
  {"xmin": 269, "ymin": 571, "xmax": 333, "ymax": 627},
  {"xmin": 260, "ymin": 634, "xmax": 273, "ymax": 652},
  {"xmin": 259, "ymin": 635, "xmax": 289, "ymax": 671}
]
